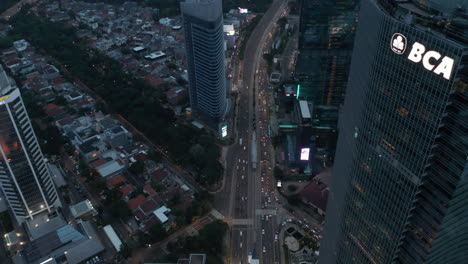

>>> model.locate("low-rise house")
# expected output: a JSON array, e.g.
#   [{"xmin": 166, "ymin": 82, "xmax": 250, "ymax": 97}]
[
  {"xmin": 166, "ymin": 87, "xmax": 188, "ymax": 105},
  {"xmin": 69, "ymin": 199, "xmax": 96, "ymax": 218},
  {"xmin": 106, "ymin": 175, "xmax": 127, "ymax": 189},
  {"xmin": 95, "ymin": 159, "xmax": 125, "ymax": 178}
]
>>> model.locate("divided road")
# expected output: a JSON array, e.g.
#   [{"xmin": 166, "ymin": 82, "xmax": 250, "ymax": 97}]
[{"xmin": 214, "ymin": 0, "xmax": 289, "ymax": 263}]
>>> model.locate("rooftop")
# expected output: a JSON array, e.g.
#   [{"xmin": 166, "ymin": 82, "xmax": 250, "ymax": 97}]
[
  {"xmin": 181, "ymin": 0, "xmax": 222, "ymax": 23},
  {"xmin": 128, "ymin": 194, "xmax": 147, "ymax": 211},
  {"xmin": 69, "ymin": 200, "xmax": 94, "ymax": 218},
  {"xmin": 0, "ymin": 64, "xmax": 14, "ymax": 96},
  {"xmin": 107, "ymin": 175, "xmax": 127, "ymax": 188},
  {"xmin": 153, "ymin": 206, "xmax": 171, "ymax": 223},
  {"xmin": 96, "ymin": 159, "xmax": 125, "ymax": 178}
]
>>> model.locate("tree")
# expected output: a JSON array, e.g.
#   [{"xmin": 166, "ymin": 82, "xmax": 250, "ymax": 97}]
[
  {"xmin": 105, "ymin": 188, "xmax": 123, "ymax": 205},
  {"xmin": 39, "ymin": 125, "xmax": 64, "ymax": 155},
  {"xmin": 118, "ymin": 242, "xmax": 132, "ymax": 259},
  {"xmin": 149, "ymin": 150, "xmax": 163, "ymax": 162},
  {"xmin": 110, "ymin": 200, "xmax": 130, "ymax": 219},
  {"xmin": 88, "ymin": 179, "xmax": 106, "ymax": 192},
  {"xmin": 287, "ymin": 194, "xmax": 302, "ymax": 205},
  {"xmin": 274, "ymin": 166, "xmax": 284, "ymax": 180},
  {"xmin": 277, "ymin": 17, "xmax": 288, "ymax": 28},
  {"xmin": 287, "ymin": 184, "xmax": 298, "ymax": 193},
  {"xmin": 129, "ymin": 160, "xmax": 145, "ymax": 175},
  {"xmin": 148, "ymin": 223, "xmax": 168, "ymax": 243}
]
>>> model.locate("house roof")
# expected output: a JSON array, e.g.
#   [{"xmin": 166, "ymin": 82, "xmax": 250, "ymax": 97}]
[
  {"xmin": 57, "ymin": 117, "xmax": 76, "ymax": 126},
  {"xmin": 299, "ymin": 181, "xmax": 329, "ymax": 212},
  {"xmin": 120, "ymin": 185, "xmax": 135, "ymax": 197},
  {"xmin": 134, "ymin": 152, "xmax": 149, "ymax": 162},
  {"xmin": 69, "ymin": 200, "xmax": 94, "ymax": 218},
  {"xmin": 151, "ymin": 169, "xmax": 167, "ymax": 182},
  {"xmin": 140, "ymin": 198, "xmax": 158, "ymax": 215},
  {"xmin": 106, "ymin": 175, "xmax": 127, "ymax": 188},
  {"xmin": 127, "ymin": 195, "xmax": 147, "ymax": 211},
  {"xmin": 89, "ymin": 158, "xmax": 108, "ymax": 168},
  {"xmin": 153, "ymin": 206, "xmax": 170, "ymax": 223},
  {"xmin": 96, "ymin": 160, "xmax": 125, "ymax": 178},
  {"xmin": 143, "ymin": 184, "xmax": 157, "ymax": 197}
]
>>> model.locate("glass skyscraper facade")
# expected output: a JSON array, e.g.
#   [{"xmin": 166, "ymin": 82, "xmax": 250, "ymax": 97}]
[
  {"xmin": 296, "ymin": 0, "xmax": 359, "ymax": 130},
  {"xmin": 320, "ymin": 1, "xmax": 468, "ymax": 264},
  {"xmin": 0, "ymin": 66, "xmax": 60, "ymax": 224},
  {"xmin": 181, "ymin": 0, "xmax": 227, "ymax": 130}
]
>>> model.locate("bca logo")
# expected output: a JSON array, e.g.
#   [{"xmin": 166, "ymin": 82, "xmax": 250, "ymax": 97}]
[
  {"xmin": 391, "ymin": 33, "xmax": 407, "ymax": 54},
  {"xmin": 391, "ymin": 33, "xmax": 455, "ymax": 80}
]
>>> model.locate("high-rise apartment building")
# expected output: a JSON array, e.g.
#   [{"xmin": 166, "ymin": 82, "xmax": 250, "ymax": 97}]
[
  {"xmin": 0, "ymin": 65, "xmax": 60, "ymax": 224},
  {"xmin": 181, "ymin": 0, "xmax": 227, "ymax": 130},
  {"xmin": 320, "ymin": 1, "xmax": 467, "ymax": 264},
  {"xmin": 296, "ymin": 0, "xmax": 359, "ymax": 130}
]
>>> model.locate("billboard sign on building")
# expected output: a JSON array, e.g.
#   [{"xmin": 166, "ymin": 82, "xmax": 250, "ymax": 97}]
[
  {"xmin": 391, "ymin": 33, "xmax": 455, "ymax": 80},
  {"xmin": 238, "ymin": 8, "xmax": 249, "ymax": 13},
  {"xmin": 221, "ymin": 125, "xmax": 228, "ymax": 138},
  {"xmin": 300, "ymin": 148, "xmax": 310, "ymax": 161}
]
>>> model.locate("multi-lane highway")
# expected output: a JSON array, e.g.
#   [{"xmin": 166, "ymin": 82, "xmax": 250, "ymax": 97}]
[{"xmin": 214, "ymin": 0, "xmax": 289, "ymax": 263}]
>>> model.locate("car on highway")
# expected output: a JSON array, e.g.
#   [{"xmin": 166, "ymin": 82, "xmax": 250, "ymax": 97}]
[
  {"xmin": 240, "ymin": 231, "xmax": 243, "ymax": 236},
  {"xmin": 262, "ymin": 229, "xmax": 265, "ymax": 235},
  {"xmin": 263, "ymin": 246, "xmax": 266, "ymax": 253}
]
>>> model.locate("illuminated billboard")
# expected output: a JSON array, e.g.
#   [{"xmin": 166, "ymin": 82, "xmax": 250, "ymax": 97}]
[
  {"xmin": 221, "ymin": 125, "xmax": 228, "ymax": 138},
  {"xmin": 238, "ymin": 7, "xmax": 249, "ymax": 13},
  {"xmin": 300, "ymin": 148, "xmax": 310, "ymax": 161}
]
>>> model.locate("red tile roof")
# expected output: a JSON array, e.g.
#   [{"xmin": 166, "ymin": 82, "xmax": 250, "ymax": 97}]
[
  {"xmin": 143, "ymin": 184, "xmax": 157, "ymax": 198},
  {"xmin": 43, "ymin": 104, "xmax": 65, "ymax": 117},
  {"xmin": 133, "ymin": 209, "xmax": 146, "ymax": 221},
  {"xmin": 57, "ymin": 117, "xmax": 75, "ymax": 126},
  {"xmin": 106, "ymin": 175, "xmax": 127, "ymax": 188},
  {"xmin": 134, "ymin": 152, "xmax": 149, "ymax": 162},
  {"xmin": 43, "ymin": 103, "xmax": 59, "ymax": 111},
  {"xmin": 145, "ymin": 75, "xmax": 164, "ymax": 87},
  {"xmin": 89, "ymin": 158, "xmax": 108, "ymax": 168},
  {"xmin": 139, "ymin": 198, "xmax": 158, "ymax": 214},
  {"xmin": 120, "ymin": 185, "xmax": 135, "ymax": 198},
  {"xmin": 151, "ymin": 169, "xmax": 167, "ymax": 182},
  {"xmin": 127, "ymin": 195, "xmax": 147, "ymax": 211}
]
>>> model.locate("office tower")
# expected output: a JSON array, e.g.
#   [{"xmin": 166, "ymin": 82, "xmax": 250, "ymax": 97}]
[
  {"xmin": 0, "ymin": 66, "xmax": 60, "ymax": 224},
  {"xmin": 320, "ymin": 1, "xmax": 468, "ymax": 264},
  {"xmin": 181, "ymin": 0, "xmax": 227, "ymax": 130},
  {"xmin": 296, "ymin": 0, "xmax": 358, "ymax": 131}
]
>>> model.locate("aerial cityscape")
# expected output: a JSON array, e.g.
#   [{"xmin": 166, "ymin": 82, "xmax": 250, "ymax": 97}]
[{"xmin": 0, "ymin": 0, "xmax": 466, "ymax": 264}]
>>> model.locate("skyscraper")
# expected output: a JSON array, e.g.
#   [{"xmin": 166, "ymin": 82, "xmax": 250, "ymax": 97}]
[
  {"xmin": 0, "ymin": 65, "xmax": 60, "ymax": 224},
  {"xmin": 296, "ymin": 0, "xmax": 359, "ymax": 131},
  {"xmin": 320, "ymin": 1, "xmax": 467, "ymax": 263},
  {"xmin": 181, "ymin": 0, "xmax": 227, "ymax": 130}
]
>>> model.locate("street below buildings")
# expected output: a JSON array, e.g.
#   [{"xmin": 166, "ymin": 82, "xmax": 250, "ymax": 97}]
[{"xmin": 214, "ymin": 0, "xmax": 290, "ymax": 263}]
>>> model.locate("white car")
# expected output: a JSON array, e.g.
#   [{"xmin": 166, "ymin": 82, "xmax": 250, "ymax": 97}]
[
  {"xmin": 240, "ymin": 231, "xmax": 243, "ymax": 236},
  {"xmin": 263, "ymin": 246, "xmax": 266, "ymax": 253},
  {"xmin": 262, "ymin": 229, "xmax": 265, "ymax": 235}
]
